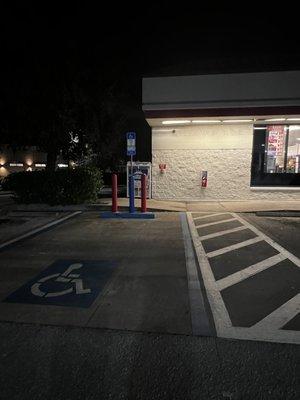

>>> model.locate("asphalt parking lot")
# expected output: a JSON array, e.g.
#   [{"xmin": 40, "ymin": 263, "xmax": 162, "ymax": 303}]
[{"xmin": 0, "ymin": 210, "xmax": 299, "ymax": 399}]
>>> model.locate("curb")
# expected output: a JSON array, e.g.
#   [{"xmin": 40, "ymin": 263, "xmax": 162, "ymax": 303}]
[
  {"xmin": 2, "ymin": 205, "xmax": 174, "ymax": 213},
  {"xmin": 256, "ymin": 211, "xmax": 300, "ymax": 217}
]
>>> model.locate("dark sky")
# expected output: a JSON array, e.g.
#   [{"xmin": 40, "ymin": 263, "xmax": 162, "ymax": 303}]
[
  {"xmin": 1, "ymin": 1, "xmax": 300, "ymax": 160},
  {"xmin": 2, "ymin": 2, "xmax": 300, "ymax": 77}
]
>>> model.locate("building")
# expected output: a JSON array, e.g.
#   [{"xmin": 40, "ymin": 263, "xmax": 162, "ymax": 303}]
[
  {"xmin": 142, "ymin": 70, "xmax": 300, "ymax": 200},
  {"xmin": 0, "ymin": 145, "xmax": 68, "ymax": 179}
]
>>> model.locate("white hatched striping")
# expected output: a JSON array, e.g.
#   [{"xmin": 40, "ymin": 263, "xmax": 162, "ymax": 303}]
[
  {"xmin": 206, "ymin": 237, "xmax": 263, "ymax": 258},
  {"xmin": 232, "ymin": 213, "xmax": 300, "ymax": 269},
  {"xmin": 216, "ymin": 253, "xmax": 286, "ymax": 290},
  {"xmin": 193, "ymin": 212, "xmax": 229, "ymax": 221},
  {"xmin": 195, "ymin": 218, "xmax": 236, "ymax": 229},
  {"xmin": 219, "ymin": 323, "xmax": 300, "ymax": 345},
  {"xmin": 186, "ymin": 211, "xmax": 300, "ymax": 344},
  {"xmin": 199, "ymin": 225, "xmax": 247, "ymax": 241},
  {"xmin": 186, "ymin": 212, "xmax": 233, "ymax": 333},
  {"xmin": 250, "ymin": 294, "xmax": 300, "ymax": 331}
]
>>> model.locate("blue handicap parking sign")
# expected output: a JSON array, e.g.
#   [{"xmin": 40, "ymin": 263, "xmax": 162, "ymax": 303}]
[
  {"xmin": 4, "ymin": 259, "xmax": 117, "ymax": 308},
  {"xmin": 127, "ymin": 131, "xmax": 136, "ymax": 156}
]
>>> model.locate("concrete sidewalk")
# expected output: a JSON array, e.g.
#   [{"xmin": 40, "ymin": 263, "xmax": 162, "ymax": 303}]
[
  {"xmin": 95, "ymin": 198, "xmax": 300, "ymax": 213},
  {"xmin": 2, "ymin": 195, "xmax": 299, "ymax": 213}
]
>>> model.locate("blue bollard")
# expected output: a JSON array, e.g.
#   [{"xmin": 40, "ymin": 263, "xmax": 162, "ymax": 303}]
[{"xmin": 129, "ymin": 175, "xmax": 135, "ymax": 213}]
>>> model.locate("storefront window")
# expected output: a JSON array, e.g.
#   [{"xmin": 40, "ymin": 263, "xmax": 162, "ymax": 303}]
[
  {"xmin": 286, "ymin": 126, "xmax": 300, "ymax": 173},
  {"xmin": 264, "ymin": 125, "xmax": 300, "ymax": 174},
  {"xmin": 251, "ymin": 124, "xmax": 300, "ymax": 187}
]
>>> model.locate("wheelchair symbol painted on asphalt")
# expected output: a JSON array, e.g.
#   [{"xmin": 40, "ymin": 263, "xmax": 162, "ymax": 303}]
[
  {"xmin": 31, "ymin": 263, "xmax": 91, "ymax": 298},
  {"xmin": 4, "ymin": 259, "xmax": 118, "ymax": 308}
]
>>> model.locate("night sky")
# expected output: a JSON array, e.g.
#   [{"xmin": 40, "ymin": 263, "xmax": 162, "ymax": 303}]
[{"xmin": 1, "ymin": 2, "xmax": 300, "ymax": 161}]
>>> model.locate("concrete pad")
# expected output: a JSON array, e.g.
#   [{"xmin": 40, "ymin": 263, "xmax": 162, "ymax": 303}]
[
  {"xmin": 187, "ymin": 202, "xmax": 226, "ymax": 212},
  {"xmin": 220, "ymin": 200, "xmax": 300, "ymax": 213},
  {"xmin": 0, "ymin": 212, "xmax": 191, "ymax": 335},
  {"xmin": 99, "ymin": 199, "xmax": 300, "ymax": 213},
  {"xmin": 100, "ymin": 198, "xmax": 187, "ymax": 211},
  {"xmin": 5, "ymin": 198, "xmax": 300, "ymax": 214}
]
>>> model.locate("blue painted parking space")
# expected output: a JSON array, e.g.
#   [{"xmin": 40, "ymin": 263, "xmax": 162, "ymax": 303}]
[{"xmin": 4, "ymin": 259, "xmax": 117, "ymax": 308}]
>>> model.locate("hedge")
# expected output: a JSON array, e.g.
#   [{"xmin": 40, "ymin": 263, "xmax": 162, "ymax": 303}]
[{"xmin": 2, "ymin": 166, "xmax": 103, "ymax": 205}]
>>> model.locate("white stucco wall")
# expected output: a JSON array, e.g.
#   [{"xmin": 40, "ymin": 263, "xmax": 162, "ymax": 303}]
[{"xmin": 152, "ymin": 124, "xmax": 300, "ymax": 200}]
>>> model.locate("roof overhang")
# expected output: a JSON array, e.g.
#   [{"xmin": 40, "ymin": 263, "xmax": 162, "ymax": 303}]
[
  {"xmin": 144, "ymin": 106, "xmax": 300, "ymax": 120},
  {"xmin": 143, "ymin": 70, "xmax": 300, "ymax": 125}
]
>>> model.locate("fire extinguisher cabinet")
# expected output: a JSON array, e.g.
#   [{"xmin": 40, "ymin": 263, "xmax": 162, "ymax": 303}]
[{"xmin": 126, "ymin": 162, "xmax": 152, "ymax": 198}]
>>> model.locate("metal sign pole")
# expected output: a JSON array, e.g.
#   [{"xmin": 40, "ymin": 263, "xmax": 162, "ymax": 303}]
[
  {"xmin": 99, "ymin": 132, "xmax": 154, "ymax": 220},
  {"xmin": 129, "ymin": 175, "xmax": 135, "ymax": 213},
  {"xmin": 130, "ymin": 154, "xmax": 134, "ymax": 212},
  {"xmin": 127, "ymin": 132, "xmax": 136, "ymax": 214}
]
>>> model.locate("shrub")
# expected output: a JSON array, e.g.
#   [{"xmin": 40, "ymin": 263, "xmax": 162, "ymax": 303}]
[{"xmin": 2, "ymin": 166, "xmax": 103, "ymax": 205}]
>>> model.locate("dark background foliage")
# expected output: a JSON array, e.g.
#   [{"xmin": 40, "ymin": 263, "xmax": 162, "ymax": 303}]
[
  {"xmin": 0, "ymin": 1, "xmax": 299, "ymax": 169},
  {"xmin": 2, "ymin": 166, "xmax": 103, "ymax": 205}
]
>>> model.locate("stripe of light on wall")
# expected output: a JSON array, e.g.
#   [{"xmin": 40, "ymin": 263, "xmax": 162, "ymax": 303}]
[
  {"xmin": 153, "ymin": 129, "xmax": 175, "ymax": 132},
  {"xmin": 264, "ymin": 118, "xmax": 286, "ymax": 122},
  {"xmin": 162, "ymin": 120, "xmax": 191, "ymax": 125},
  {"xmin": 192, "ymin": 120, "xmax": 222, "ymax": 124},
  {"xmin": 223, "ymin": 119, "xmax": 254, "ymax": 123}
]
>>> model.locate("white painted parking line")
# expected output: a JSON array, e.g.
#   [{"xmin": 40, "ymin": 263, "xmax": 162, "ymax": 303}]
[
  {"xmin": 198, "ymin": 225, "xmax": 247, "ymax": 241},
  {"xmin": 0, "ymin": 211, "xmax": 82, "ymax": 251},
  {"xmin": 206, "ymin": 237, "xmax": 263, "ymax": 258},
  {"xmin": 220, "ymin": 323, "xmax": 300, "ymax": 344},
  {"xmin": 193, "ymin": 212, "xmax": 229, "ymax": 221},
  {"xmin": 187, "ymin": 213, "xmax": 232, "ymax": 333},
  {"xmin": 216, "ymin": 253, "xmax": 286, "ymax": 290},
  {"xmin": 195, "ymin": 218, "xmax": 236, "ymax": 229},
  {"xmin": 186, "ymin": 211, "xmax": 300, "ymax": 344}
]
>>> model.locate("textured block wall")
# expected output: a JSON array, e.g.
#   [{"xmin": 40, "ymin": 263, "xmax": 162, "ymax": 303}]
[{"xmin": 152, "ymin": 124, "xmax": 300, "ymax": 200}]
